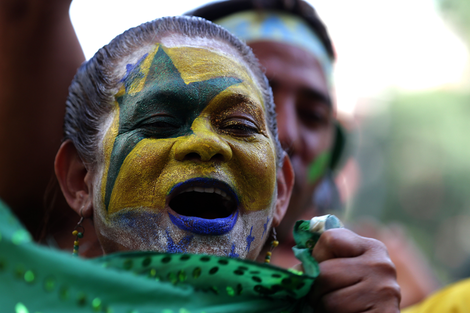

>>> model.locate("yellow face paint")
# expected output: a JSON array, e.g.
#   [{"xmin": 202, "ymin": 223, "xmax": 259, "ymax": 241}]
[{"xmin": 95, "ymin": 43, "xmax": 277, "ymax": 259}]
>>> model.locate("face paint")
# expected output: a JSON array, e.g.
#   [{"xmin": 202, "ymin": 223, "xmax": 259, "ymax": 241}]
[
  {"xmin": 94, "ymin": 43, "xmax": 278, "ymax": 260},
  {"xmin": 104, "ymin": 46, "xmax": 242, "ymax": 210}
]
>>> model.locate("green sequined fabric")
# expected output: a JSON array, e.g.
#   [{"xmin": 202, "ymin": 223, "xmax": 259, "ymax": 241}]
[{"xmin": 0, "ymin": 199, "xmax": 322, "ymax": 312}]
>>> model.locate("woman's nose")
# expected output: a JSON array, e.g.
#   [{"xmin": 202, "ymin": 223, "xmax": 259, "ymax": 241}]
[{"xmin": 174, "ymin": 117, "xmax": 232, "ymax": 162}]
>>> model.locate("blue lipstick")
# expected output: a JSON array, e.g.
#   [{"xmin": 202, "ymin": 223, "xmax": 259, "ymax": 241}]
[{"xmin": 167, "ymin": 178, "xmax": 239, "ymax": 235}]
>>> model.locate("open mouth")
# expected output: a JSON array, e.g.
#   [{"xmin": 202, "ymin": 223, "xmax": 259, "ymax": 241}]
[{"xmin": 167, "ymin": 178, "xmax": 239, "ymax": 235}]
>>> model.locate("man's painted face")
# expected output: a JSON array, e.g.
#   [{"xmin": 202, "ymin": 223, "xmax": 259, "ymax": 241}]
[
  {"xmin": 93, "ymin": 43, "xmax": 277, "ymax": 260},
  {"xmin": 248, "ymin": 41, "xmax": 335, "ymax": 242}
]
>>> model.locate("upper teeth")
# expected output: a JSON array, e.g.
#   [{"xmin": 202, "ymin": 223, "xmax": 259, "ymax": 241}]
[{"xmin": 181, "ymin": 187, "xmax": 229, "ymax": 199}]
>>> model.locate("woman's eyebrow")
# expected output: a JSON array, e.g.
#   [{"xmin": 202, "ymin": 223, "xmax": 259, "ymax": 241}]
[{"xmin": 216, "ymin": 92, "xmax": 263, "ymax": 109}]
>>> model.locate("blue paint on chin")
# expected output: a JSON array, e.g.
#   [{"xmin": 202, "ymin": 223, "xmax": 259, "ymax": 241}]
[
  {"xmin": 245, "ymin": 226, "xmax": 255, "ymax": 252},
  {"xmin": 228, "ymin": 243, "xmax": 239, "ymax": 258},
  {"xmin": 166, "ymin": 230, "xmax": 194, "ymax": 253},
  {"xmin": 168, "ymin": 210, "xmax": 238, "ymax": 235}
]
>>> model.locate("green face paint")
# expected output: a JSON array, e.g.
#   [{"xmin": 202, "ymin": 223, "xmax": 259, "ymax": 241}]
[
  {"xmin": 105, "ymin": 46, "xmax": 242, "ymax": 209},
  {"xmin": 307, "ymin": 151, "xmax": 330, "ymax": 184}
]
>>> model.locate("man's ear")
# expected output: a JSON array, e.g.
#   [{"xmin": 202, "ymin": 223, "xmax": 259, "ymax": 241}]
[
  {"xmin": 55, "ymin": 140, "xmax": 93, "ymax": 218},
  {"xmin": 272, "ymin": 154, "xmax": 294, "ymax": 228}
]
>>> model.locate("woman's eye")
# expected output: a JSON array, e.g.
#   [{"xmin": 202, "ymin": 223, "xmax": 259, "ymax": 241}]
[
  {"xmin": 137, "ymin": 117, "xmax": 179, "ymax": 136},
  {"xmin": 144, "ymin": 121, "xmax": 176, "ymax": 130},
  {"xmin": 220, "ymin": 119, "xmax": 259, "ymax": 136}
]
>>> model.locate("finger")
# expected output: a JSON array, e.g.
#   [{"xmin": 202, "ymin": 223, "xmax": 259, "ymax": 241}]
[
  {"xmin": 314, "ymin": 276, "xmax": 401, "ymax": 313},
  {"xmin": 312, "ymin": 228, "xmax": 372, "ymax": 263},
  {"xmin": 313, "ymin": 250, "xmax": 396, "ymax": 298}
]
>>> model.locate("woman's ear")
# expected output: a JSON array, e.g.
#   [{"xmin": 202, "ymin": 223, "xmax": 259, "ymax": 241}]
[
  {"xmin": 55, "ymin": 140, "xmax": 93, "ymax": 218},
  {"xmin": 272, "ymin": 154, "xmax": 294, "ymax": 228}
]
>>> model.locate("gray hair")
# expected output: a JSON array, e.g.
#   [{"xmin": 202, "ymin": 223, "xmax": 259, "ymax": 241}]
[{"xmin": 63, "ymin": 16, "xmax": 283, "ymax": 168}]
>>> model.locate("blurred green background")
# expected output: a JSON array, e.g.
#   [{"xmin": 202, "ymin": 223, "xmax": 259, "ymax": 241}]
[{"xmin": 351, "ymin": 0, "xmax": 470, "ymax": 284}]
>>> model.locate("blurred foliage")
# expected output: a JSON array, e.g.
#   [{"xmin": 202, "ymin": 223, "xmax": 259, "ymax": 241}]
[
  {"xmin": 436, "ymin": 0, "xmax": 470, "ymax": 46},
  {"xmin": 352, "ymin": 90, "xmax": 470, "ymax": 283}
]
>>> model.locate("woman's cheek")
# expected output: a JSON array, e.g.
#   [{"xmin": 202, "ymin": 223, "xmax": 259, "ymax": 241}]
[{"xmin": 229, "ymin": 136, "xmax": 277, "ymax": 212}]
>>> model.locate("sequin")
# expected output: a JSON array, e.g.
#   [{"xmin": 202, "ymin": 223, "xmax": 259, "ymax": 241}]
[
  {"xmin": 167, "ymin": 272, "xmax": 177, "ymax": 285},
  {"xmin": 209, "ymin": 267, "xmax": 219, "ymax": 275},
  {"xmin": 15, "ymin": 303, "xmax": 29, "ymax": 313},
  {"xmin": 92, "ymin": 298, "xmax": 102, "ymax": 311},
  {"xmin": 226, "ymin": 286, "xmax": 235, "ymax": 296},
  {"xmin": 43, "ymin": 276, "xmax": 56, "ymax": 292},
  {"xmin": 24, "ymin": 270, "xmax": 35, "ymax": 283},
  {"xmin": 192, "ymin": 267, "xmax": 201, "ymax": 279},
  {"xmin": 12, "ymin": 229, "xmax": 31, "ymax": 245},
  {"xmin": 149, "ymin": 268, "xmax": 157, "ymax": 278},
  {"xmin": 178, "ymin": 270, "xmax": 186, "ymax": 282}
]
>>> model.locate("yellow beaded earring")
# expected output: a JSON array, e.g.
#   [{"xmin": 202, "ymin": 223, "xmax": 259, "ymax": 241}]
[
  {"xmin": 72, "ymin": 207, "xmax": 85, "ymax": 256},
  {"xmin": 264, "ymin": 228, "xmax": 279, "ymax": 264}
]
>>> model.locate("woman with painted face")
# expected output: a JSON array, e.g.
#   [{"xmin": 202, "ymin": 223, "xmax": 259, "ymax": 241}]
[
  {"xmin": 0, "ymin": 15, "xmax": 400, "ymax": 313},
  {"xmin": 55, "ymin": 14, "xmax": 398, "ymax": 313},
  {"xmin": 55, "ymin": 15, "xmax": 292, "ymax": 260},
  {"xmin": 2, "ymin": 16, "xmax": 305, "ymax": 312}
]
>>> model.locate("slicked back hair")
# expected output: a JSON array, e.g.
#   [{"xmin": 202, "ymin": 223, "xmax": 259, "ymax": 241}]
[
  {"xmin": 186, "ymin": 0, "xmax": 335, "ymax": 61},
  {"xmin": 63, "ymin": 16, "xmax": 283, "ymax": 170}
]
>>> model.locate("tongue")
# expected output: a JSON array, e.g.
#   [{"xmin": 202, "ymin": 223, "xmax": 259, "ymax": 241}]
[{"xmin": 170, "ymin": 192, "xmax": 232, "ymax": 219}]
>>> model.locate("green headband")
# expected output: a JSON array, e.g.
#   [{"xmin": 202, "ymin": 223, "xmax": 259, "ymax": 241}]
[{"xmin": 215, "ymin": 10, "xmax": 333, "ymax": 86}]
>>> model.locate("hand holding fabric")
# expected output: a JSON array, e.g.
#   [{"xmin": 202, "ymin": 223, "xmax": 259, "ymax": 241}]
[{"xmin": 309, "ymin": 228, "xmax": 401, "ymax": 312}]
